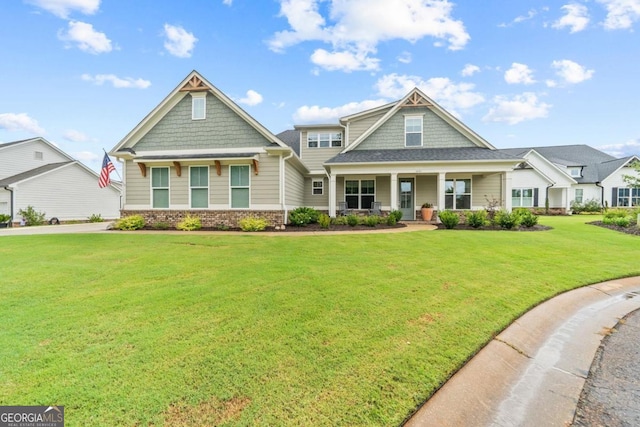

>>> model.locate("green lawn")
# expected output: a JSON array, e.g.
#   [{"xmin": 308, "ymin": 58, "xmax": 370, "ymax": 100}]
[{"xmin": 0, "ymin": 216, "xmax": 638, "ymax": 426}]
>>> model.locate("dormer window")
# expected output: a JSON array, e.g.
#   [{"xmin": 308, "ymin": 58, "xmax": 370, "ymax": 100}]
[
  {"xmin": 569, "ymin": 167, "xmax": 581, "ymax": 178},
  {"xmin": 191, "ymin": 93, "xmax": 206, "ymax": 120},
  {"xmin": 405, "ymin": 116, "xmax": 423, "ymax": 147},
  {"xmin": 308, "ymin": 133, "xmax": 342, "ymax": 148}
]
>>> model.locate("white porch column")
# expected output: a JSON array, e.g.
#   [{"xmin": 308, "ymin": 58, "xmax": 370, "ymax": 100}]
[
  {"xmin": 437, "ymin": 172, "xmax": 446, "ymax": 214},
  {"xmin": 329, "ymin": 173, "xmax": 337, "ymax": 217},
  {"xmin": 502, "ymin": 171, "xmax": 513, "ymax": 211},
  {"xmin": 390, "ymin": 173, "xmax": 398, "ymax": 212}
]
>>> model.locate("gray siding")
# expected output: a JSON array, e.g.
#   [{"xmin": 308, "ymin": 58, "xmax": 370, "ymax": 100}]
[
  {"xmin": 285, "ymin": 162, "xmax": 305, "ymax": 207},
  {"xmin": 357, "ymin": 107, "xmax": 476, "ymax": 150},
  {"xmin": 170, "ymin": 167, "xmax": 188, "ymax": 205},
  {"xmin": 125, "ymin": 160, "xmax": 150, "ymax": 205},
  {"xmin": 251, "ymin": 155, "xmax": 280, "ymax": 205},
  {"xmin": 303, "ymin": 177, "xmax": 329, "ymax": 208},
  {"xmin": 376, "ymin": 176, "xmax": 390, "ymax": 207},
  {"xmin": 299, "ymin": 129, "xmax": 343, "ymax": 171},
  {"xmin": 347, "ymin": 109, "xmax": 390, "ymax": 145},
  {"xmin": 135, "ymin": 94, "xmax": 272, "ymax": 151},
  {"xmin": 416, "ymin": 175, "xmax": 437, "ymax": 206},
  {"xmin": 472, "ymin": 174, "xmax": 501, "ymax": 207}
]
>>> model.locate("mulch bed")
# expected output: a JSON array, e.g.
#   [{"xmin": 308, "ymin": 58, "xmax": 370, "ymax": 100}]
[
  {"xmin": 587, "ymin": 221, "xmax": 640, "ymax": 236},
  {"xmin": 141, "ymin": 223, "xmax": 408, "ymax": 232}
]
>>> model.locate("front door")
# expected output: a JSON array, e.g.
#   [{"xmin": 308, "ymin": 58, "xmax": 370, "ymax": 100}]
[{"xmin": 399, "ymin": 178, "xmax": 415, "ymax": 220}]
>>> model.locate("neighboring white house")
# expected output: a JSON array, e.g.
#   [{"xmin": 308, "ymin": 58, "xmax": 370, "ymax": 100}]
[
  {"xmin": 502, "ymin": 145, "xmax": 640, "ymax": 212},
  {"xmin": 0, "ymin": 137, "xmax": 121, "ymax": 224}
]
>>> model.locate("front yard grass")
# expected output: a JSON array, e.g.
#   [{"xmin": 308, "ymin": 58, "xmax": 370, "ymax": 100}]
[{"xmin": 0, "ymin": 215, "xmax": 638, "ymax": 426}]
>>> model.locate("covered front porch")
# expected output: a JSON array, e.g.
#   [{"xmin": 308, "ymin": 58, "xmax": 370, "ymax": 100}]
[{"xmin": 326, "ymin": 168, "xmax": 515, "ymax": 220}]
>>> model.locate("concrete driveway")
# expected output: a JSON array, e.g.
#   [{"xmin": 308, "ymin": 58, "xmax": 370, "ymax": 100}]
[{"xmin": 0, "ymin": 222, "xmax": 111, "ymax": 236}]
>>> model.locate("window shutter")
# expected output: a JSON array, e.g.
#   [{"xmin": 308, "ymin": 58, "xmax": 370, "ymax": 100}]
[
  {"xmin": 533, "ymin": 188, "xmax": 539, "ymax": 207},
  {"xmin": 611, "ymin": 188, "xmax": 618, "ymax": 207}
]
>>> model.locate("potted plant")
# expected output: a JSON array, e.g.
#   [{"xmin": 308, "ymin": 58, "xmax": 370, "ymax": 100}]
[
  {"xmin": 0, "ymin": 214, "xmax": 11, "ymax": 228},
  {"xmin": 421, "ymin": 203, "xmax": 434, "ymax": 221}
]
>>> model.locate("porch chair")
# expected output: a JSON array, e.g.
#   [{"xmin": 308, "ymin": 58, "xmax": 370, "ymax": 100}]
[
  {"xmin": 338, "ymin": 201, "xmax": 350, "ymax": 216},
  {"xmin": 369, "ymin": 201, "xmax": 382, "ymax": 216}
]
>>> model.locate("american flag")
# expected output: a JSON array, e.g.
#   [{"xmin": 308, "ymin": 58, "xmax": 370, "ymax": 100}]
[{"xmin": 98, "ymin": 153, "xmax": 116, "ymax": 188}]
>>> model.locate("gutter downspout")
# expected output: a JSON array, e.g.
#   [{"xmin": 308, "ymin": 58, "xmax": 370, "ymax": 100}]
[
  {"xmin": 595, "ymin": 182, "xmax": 605, "ymax": 209},
  {"xmin": 4, "ymin": 186, "xmax": 14, "ymax": 227},
  {"xmin": 546, "ymin": 183, "xmax": 554, "ymax": 214},
  {"xmin": 281, "ymin": 151, "xmax": 294, "ymax": 225}
]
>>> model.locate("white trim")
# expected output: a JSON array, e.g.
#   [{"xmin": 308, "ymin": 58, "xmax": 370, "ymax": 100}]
[
  {"xmin": 307, "ymin": 132, "xmax": 343, "ymax": 149},
  {"xmin": 511, "ymin": 187, "xmax": 534, "ymax": 208},
  {"xmin": 189, "ymin": 165, "xmax": 209, "ymax": 209},
  {"xmin": 312, "ymin": 179, "xmax": 324, "ymax": 195},
  {"xmin": 150, "ymin": 166, "xmax": 170, "ymax": 209},
  {"xmin": 344, "ymin": 178, "xmax": 376, "ymax": 210},
  {"xmin": 229, "ymin": 164, "xmax": 251, "ymax": 209},
  {"xmin": 445, "ymin": 177, "xmax": 472, "ymax": 210},
  {"xmin": 404, "ymin": 115, "xmax": 423, "ymax": 147},
  {"xmin": 135, "ymin": 147, "xmax": 266, "ymax": 156},
  {"xmin": 190, "ymin": 92, "xmax": 207, "ymax": 120}
]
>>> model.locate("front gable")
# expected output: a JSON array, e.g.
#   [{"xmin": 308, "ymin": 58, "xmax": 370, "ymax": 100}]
[
  {"xmin": 521, "ymin": 150, "xmax": 576, "ymax": 187},
  {"xmin": 355, "ymin": 106, "xmax": 477, "ymax": 151},
  {"xmin": 134, "ymin": 92, "xmax": 271, "ymax": 152}
]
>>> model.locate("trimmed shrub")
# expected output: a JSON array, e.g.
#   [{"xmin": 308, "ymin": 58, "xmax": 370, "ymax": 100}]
[
  {"xmin": 389, "ymin": 210, "xmax": 403, "ymax": 222},
  {"xmin": 332, "ymin": 216, "xmax": 348, "ymax": 225},
  {"xmin": 176, "ymin": 215, "xmax": 202, "ymax": 231},
  {"xmin": 318, "ymin": 213, "xmax": 331, "ymax": 229},
  {"xmin": 346, "ymin": 214, "xmax": 359, "ymax": 227},
  {"xmin": 239, "ymin": 217, "xmax": 268, "ymax": 232},
  {"xmin": 517, "ymin": 210, "xmax": 539, "ymax": 228},
  {"xmin": 364, "ymin": 215, "xmax": 380, "ymax": 227},
  {"xmin": 438, "ymin": 210, "xmax": 459, "ymax": 229},
  {"xmin": 88, "ymin": 213, "xmax": 104, "ymax": 223},
  {"xmin": 466, "ymin": 210, "xmax": 488, "ymax": 228},
  {"xmin": 114, "ymin": 215, "xmax": 145, "ymax": 231},
  {"xmin": 289, "ymin": 207, "xmax": 320, "ymax": 226},
  {"xmin": 494, "ymin": 210, "xmax": 520, "ymax": 229},
  {"xmin": 386, "ymin": 213, "xmax": 397, "ymax": 226},
  {"xmin": 0, "ymin": 214, "xmax": 11, "ymax": 223},
  {"xmin": 152, "ymin": 222, "xmax": 170, "ymax": 230},
  {"xmin": 614, "ymin": 216, "xmax": 631, "ymax": 227},
  {"xmin": 17, "ymin": 206, "xmax": 46, "ymax": 226}
]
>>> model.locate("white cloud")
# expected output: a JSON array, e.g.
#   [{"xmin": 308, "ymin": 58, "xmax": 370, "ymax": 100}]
[
  {"xmin": 483, "ymin": 93, "xmax": 551, "ymax": 125},
  {"xmin": 551, "ymin": 59, "xmax": 594, "ymax": 84},
  {"xmin": 597, "ymin": 139, "xmax": 640, "ymax": 157},
  {"xmin": 81, "ymin": 74, "xmax": 152, "ymax": 89},
  {"xmin": 63, "ymin": 129, "xmax": 89, "ymax": 142},
  {"xmin": 499, "ymin": 8, "xmax": 541, "ymax": 27},
  {"xmin": 461, "ymin": 64, "xmax": 480, "ymax": 77},
  {"xmin": 26, "ymin": 0, "xmax": 100, "ymax": 18},
  {"xmin": 598, "ymin": 0, "xmax": 640, "ymax": 29},
  {"xmin": 310, "ymin": 48, "xmax": 380, "ymax": 72},
  {"xmin": 269, "ymin": 0, "xmax": 469, "ymax": 72},
  {"xmin": 553, "ymin": 3, "xmax": 590, "ymax": 32},
  {"xmin": 72, "ymin": 150, "xmax": 100, "ymax": 164},
  {"xmin": 294, "ymin": 99, "xmax": 387, "ymax": 123},
  {"xmin": 163, "ymin": 24, "xmax": 198, "ymax": 58},
  {"xmin": 375, "ymin": 73, "xmax": 485, "ymax": 116},
  {"xmin": 0, "ymin": 113, "xmax": 45, "ymax": 134},
  {"xmin": 58, "ymin": 21, "xmax": 112, "ymax": 54},
  {"xmin": 222, "ymin": 0, "xmax": 233, "ymax": 5},
  {"xmin": 397, "ymin": 51, "xmax": 412, "ymax": 64},
  {"xmin": 504, "ymin": 63, "xmax": 536, "ymax": 85},
  {"xmin": 237, "ymin": 90, "xmax": 263, "ymax": 106}
]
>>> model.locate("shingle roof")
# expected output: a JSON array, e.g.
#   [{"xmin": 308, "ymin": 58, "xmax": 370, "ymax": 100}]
[
  {"xmin": 500, "ymin": 145, "xmax": 627, "ymax": 183},
  {"xmin": 276, "ymin": 130, "xmax": 300, "ymax": 157},
  {"xmin": 0, "ymin": 162, "xmax": 72, "ymax": 186},
  {"xmin": 0, "ymin": 138, "xmax": 36, "ymax": 149},
  {"xmin": 326, "ymin": 147, "xmax": 522, "ymax": 164}
]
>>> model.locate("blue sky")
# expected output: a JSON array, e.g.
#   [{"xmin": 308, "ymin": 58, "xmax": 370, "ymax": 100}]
[{"xmin": 1, "ymin": 0, "xmax": 640, "ymax": 172}]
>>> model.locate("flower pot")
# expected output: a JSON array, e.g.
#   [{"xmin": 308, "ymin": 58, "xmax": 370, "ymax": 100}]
[{"xmin": 421, "ymin": 207, "xmax": 434, "ymax": 221}]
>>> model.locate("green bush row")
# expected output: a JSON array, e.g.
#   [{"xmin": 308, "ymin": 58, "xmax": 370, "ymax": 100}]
[{"xmin": 438, "ymin": 208, "xmax": 539, "ymax": 230}]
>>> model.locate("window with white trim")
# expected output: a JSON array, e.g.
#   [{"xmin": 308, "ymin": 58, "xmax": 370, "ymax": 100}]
[
  {"xmin": 312, "ymin": 179, "xmax": 324, "ymax": 195},
  {"xmin": 569, "ymin": 167, "xmax": 581, "ymax": 177},
  {"xmin": 617, "ymin": 188, "xmax": 640, "ymax": 207},
  {"xmin": 307, "ymin": 133, "xmax": 342, "ymax": 148},
  {"xmin": 191, "ymin": 93, "xmax": 206, "ymax": 120},
  {"xmin": 151, "ymin": 167, "xmax": 169, "ymax": 208},
  {"xmin": 230, "ymin": 165, "xmax": 250, "ymax": 208},
  {"xmin": 345, "ymin": 179, "xmax": 375, "ymax": 209},
  {"xmin": 190, "ymin": 166, "xmax": 209, "ymax": 208},
  {"xmin": 445, "ymin": 179, "xmax": 471, "ymax": 209},
  {"xmin": 512, "ymin": 188, "xmax": 534, "ymax": 207},
  {"xmin": 405, "ymin": 116, "xmax": 423, "ymax": 147},
  {"xmin": 574, "ymin": 188, "xmax": 583, "ymax": 204}
]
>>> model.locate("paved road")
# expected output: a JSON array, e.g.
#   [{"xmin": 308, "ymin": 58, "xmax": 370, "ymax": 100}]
[{"xmin": 572, "ymin": 307, "xmax": 640, "ymax": 426}]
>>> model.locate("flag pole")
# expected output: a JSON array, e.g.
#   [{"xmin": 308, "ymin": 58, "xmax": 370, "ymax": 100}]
[{"xmin": 103, "ymin": 148, "xmax": 123, "ymax": 181}]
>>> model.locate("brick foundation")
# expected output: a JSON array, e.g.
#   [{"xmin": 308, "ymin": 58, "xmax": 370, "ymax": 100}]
[{"xmin": 121, "ymin": 210, "xmax": 286, "ymax": 228}]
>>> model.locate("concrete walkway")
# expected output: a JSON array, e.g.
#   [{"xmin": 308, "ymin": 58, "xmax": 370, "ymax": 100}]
[
  {"xmin": 405, "ymin": 277, "xmax": 640, "ymax": 427},
  {"xmin": 0, "ymin": 222, "xmax": 436, "ymax": 236}
]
